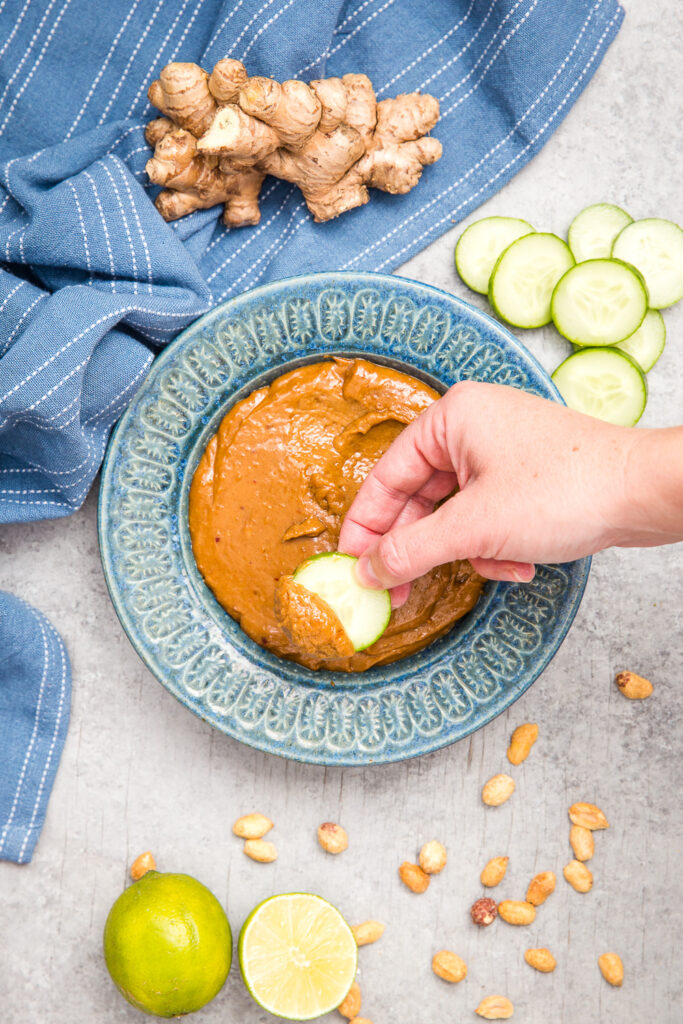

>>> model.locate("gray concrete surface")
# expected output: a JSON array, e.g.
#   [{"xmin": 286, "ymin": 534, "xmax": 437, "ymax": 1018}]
[{"xmin": 1, "ymin": 2, "xmax": 682, "ymax": 1021}]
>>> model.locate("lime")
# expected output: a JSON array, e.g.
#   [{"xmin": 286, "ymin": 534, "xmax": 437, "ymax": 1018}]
[
  {"xmin": 239, "ymin": 893, "xmax": 357, "ymax": 1020},
  {"xmin": 103, "ymin": 871, "xmax": 232, "ymax": 1017}
]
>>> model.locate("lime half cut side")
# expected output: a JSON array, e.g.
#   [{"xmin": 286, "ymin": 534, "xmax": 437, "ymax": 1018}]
[{"xmin": 239, "ymin": 893, "xmax": 358, "ymax": 1020}]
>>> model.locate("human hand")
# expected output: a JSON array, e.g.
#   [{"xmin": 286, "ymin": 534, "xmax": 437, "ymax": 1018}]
[{"xmin": 339, "ymin": 381, "xmax": 682, "ymax": 605}]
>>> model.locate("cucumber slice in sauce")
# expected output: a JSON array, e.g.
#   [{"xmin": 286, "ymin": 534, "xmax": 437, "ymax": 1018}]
[
  {"xmin": 293, "ymin": 553, "xmax": 391, "ymax": 652},
  {"xmin": 612, "ymin": 217, "xmax": 683, "ymax": 308},
  {"xmin": 615, "ymin": 309, "xmax": 666, "ymax": 373},
  {"xmin": 567, "ymin": 203, "xmax": 633, "ymax": 262},
  {"xmin": 489, "ymin": 233, "xmax": 574, "ymax": 328},
  {"xmin": 552, "ymin": 347, "xmax": 647, "ymax": 426},
  {"xmin": 455, "ymin": 216, "xmax": 535, "ymax": 294},
  {"xmin": 551, "ymin": 258, "xmax": 648, "ymax": 347}
]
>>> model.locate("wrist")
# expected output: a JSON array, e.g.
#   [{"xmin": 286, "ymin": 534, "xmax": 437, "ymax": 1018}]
[{"xmin": 616, "ymin": 426, "xmax": 683, "ymax": 547}]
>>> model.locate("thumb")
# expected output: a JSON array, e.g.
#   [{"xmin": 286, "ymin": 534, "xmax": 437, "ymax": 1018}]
[{"xmin": 354, "ymin": 489, "xmax": 484, "ymax": 589}]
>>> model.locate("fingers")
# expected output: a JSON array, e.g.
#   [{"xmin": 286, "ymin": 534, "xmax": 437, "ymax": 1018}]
[
  {"xmin": 469, "ymin": 558, "xmax": 535, "ymax": 583},
  {"xmin": 355, "ymin": 490, "xmax": 482, "ymax": 588},
  {"xmin": 338, "ymin": 404, "xmax": 452, "ymax": 553}
]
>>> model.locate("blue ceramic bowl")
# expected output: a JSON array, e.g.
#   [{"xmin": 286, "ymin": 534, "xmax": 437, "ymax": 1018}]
[{"xmin": 98, "ymin": 272, "xmax": 589, "ymax": 766}]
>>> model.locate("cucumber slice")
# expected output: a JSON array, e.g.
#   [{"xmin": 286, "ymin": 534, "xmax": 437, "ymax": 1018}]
[
  {"xmin": 293, "ymin": 552, "xmax": 390, "ymax": 652},
  {"xmin": 455, "ymin": 216, "xmax": 535, "ymax": 294},
  {"xmin": 567, "ymin": 203, "xmax": 633, "ymax": 262},
  {"xmin": 615, "ymin": 309, "xmax": 666, "ymax": 373},
  {"xmin": 551, "ymin": 259, "xmax": 648, "ymax": 347},
  {"xmin": 612, "ymin": 217, "xmax": 683, "ymax": 308},
  {"xmin": 489, "ymin": 233, "xmax": 575, "ymax": 328},
  {"xmin": 552, "ymin": 347, "xmax": 647, "ymax": 426}
]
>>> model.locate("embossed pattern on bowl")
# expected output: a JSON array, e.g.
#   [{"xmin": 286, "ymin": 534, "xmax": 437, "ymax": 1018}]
[{"xmin": 98, "ymin": 272, "xmax": 590, "ymax": 766}]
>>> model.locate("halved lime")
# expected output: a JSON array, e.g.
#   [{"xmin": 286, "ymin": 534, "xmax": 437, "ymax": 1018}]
[{"xmin": 239, "ymin": 893, "xmax": 357, "ymax": 1020}]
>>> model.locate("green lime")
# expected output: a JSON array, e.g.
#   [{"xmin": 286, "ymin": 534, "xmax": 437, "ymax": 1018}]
[
  {"xmin": 103, "ymin": 871, "xmax": 232, "ymax": 1017},
  {"xmin": 239, "ymin": 892, "xmax": 357, "ymax": 1020}
]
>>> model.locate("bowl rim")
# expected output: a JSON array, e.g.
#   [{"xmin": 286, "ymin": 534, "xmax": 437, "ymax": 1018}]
[{"xmin": 98, "ymin": 271, "xmax": 590, "ymax": 766}]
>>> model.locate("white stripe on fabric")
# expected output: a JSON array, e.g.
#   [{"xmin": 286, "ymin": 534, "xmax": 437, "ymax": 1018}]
[
  {"xmin": 0, "ymin": 354, "xmax": 151, "ymax": 511},
  {"xmin": 4, "ymin": 223, "xmax": 27, "ymax": 262},
  {"xmin": 0, "ymin": 486, "xmax": 60, "ymax": 495},
  {"xmin": 203, "ymin": 0, "xmax": 249, "ymax": 59},
  {"xmin": 65, "ymin": 0, "xmax": 142, "ymax": 139},
  {"xmin": 0, "ymin": 0, "xmax": 54, "ymax": 100},
  {"xmin": 0, "ymin": 277, "xmax": 27, "ymax": 316},
  {"xmin": 34, "ymin": 365, "xmax": 152, "ymax": 503},
  {"xmin": 125, "ymin": 0, "xmax": 195, "ymax": 119},
  {"xmin": 112, "ymin": 159, "xmax": 153, "ymax": 290},
  {"xmin": 440, "ymin": 0, "xmax": 537, "ymax": 108},
  {"xmin": 108, "ymin": 122, "xmax": 146, "ymax": 154},
  {"xmin": 336, "ymin": 0, "xmax": 383, "ymax": 32},
  {"xmin": 342, "ymin": 0, "xmax": 606, "ymax": 270},
  {"xmin": 378, "ymin": 0, "xmax": 477, "ymax": 95},
  {"xmin": 96, "ymin": 0, "xmax": 166, "ymax": 126},
  {"xmin": 24, "ymin": 356, "xmax": 90, "ymax": 414},
  {"xmin": 0, "ymin": 300, "xmax": 208, "ymax": 408},
  {"xmin": 165, "ymin": 0, "xmax": 206, "ymax": 68},
  {"xmin": 0, "ymin": 611, "xmax": 49, "ymax": 855},
  {"xmin": 0, "ymin": 0, "xmax": 32, "ymax": 62},
  {"xmin": 418, "ymin": 0, "xmax": 502, "ymax": 92},
  {"xmin": 102, "ymin": 163, "xmax": 139, "ymax": 293},
  {"xmin": 84, "ymin": 353, "xmax": 153, "ymax": 425},
  {"xmin": 372, "ymin": 6, "xmax": 618, "ymax": 270},
  {"xmin": 0, "ymin": 294, "xmax": 46, "ymax": 358},
  {"xmin": 296, "ymin": 0, "xmax": 398, "ymax": 76},
  {"xmin": 240, "ymin": 0, "xmax": 297, "ymax": 61},
  {"xmin": 229, "ymin": 0, "xmax": 281, "ymax": 58},
  {"xmin": 204, "ymin": 180, "xmax": 280, "ymax": 257},
  {"xmin": 66, "ymin": 180, "xmax": 93, "ymax": 281},
  {"xmin": 206, "ymin": 185, "xmax": 296, "ymax": 283},
  {"xmin": 17, "ymin": 622, "xmax": 68, "ymax": 863},
  {"xmin": 0, "ymin": 0, "xmax": 73, "ymax": 138},
  {"xmin": 215, "ymin": 203, "xmax": 307, "ymax": 302},
  {"xmin": 82, "ymin": 170, "xmax": 116, "ymax": 283}
]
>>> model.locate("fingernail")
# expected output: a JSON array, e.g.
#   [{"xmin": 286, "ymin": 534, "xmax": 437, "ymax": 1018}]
[
  {"xmin": 511, "ymin": 565, "xmax": 535, "ymax": 583},
  {"xmin": 354, "ymin": 555, "xmax": 382, "ymax": 589}
]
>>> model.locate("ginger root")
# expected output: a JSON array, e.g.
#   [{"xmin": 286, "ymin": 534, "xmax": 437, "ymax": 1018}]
[{"xmin": 145, "ymin": 59, "xmax": 441, "ymax": 226}]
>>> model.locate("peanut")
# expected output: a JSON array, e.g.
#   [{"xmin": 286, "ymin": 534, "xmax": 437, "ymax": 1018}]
[
  {"xmin": 598, "ymin": 952, "xmax": 624, "ymax": 987},
  {"xmin": 563, "ymin": 859, "xmax": 593, "ymax": 892},
  {"xmin": 524, "ymin": 948, "xmax": 557, "ymax": 973},
  {"xmin": 482, "ymin": 773, "xmax": 516, "ymax": 806},
  {"xmin": 569, "ymin": 824, "xmax": 594, "ymax": 862},
  {"xmin": 338, "ymin": 981, "xmax": 361, "ymax": 1018},
  {"xmin": 351, "ymin": 920, "xmax": 384, "ymax": 947},
  {"xmin": 318, "ymin": 822, "xmax": 349, "ymax": 854},
  {"xmin": 568, "ymin": 802, "xmax": 609, "ymax": 830},
  {"xmin": 243, "ymin": 839, "xmax": 277, "ymax": 863},
  {"xmin": 399, "ymin": 861, "xmax": 430, "ymax": 893},
  {"xmin": 471, "ymin": 897, "xmax": 497, "ymax": 926},
  {"xmin": 526, "ymin": 870, "xmax": 556, "ymax": 906},
  {"xmin": 475, "ymin": 995, "xmax": 514, "ymax": 1019},
  {"xmin": 419, "ymin": 840, "xmax": 447, "ymax": 875},
  {"xmin": 497, "ymin": 900, "xmax": 536, "ymax": 925},
  {"xmin": 233, "ymin": 813, "xmax": 273, "ymax": 839},
  {"xmin": 615, "ymin": 670, "xmax": 653, "ymax": 700},
  {"xmin": 431, "ymin": 950, "xmax": 467, "ymax": 983},
  {"xmin": 507, "ymin": 722, "xmax": 538, "ymax": 765},
  {"xmin": 130, "ymin": 851, "xmax": 156, "ymax": 880},
  {"xmin": 481, "ymin": 856, "xmax": 509, "ymax": 887}
]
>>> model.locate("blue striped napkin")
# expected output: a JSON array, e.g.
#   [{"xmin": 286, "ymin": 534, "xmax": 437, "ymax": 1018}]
[
  {"xmin": 0, "ymin": 0, "xmax": 623, "ymax": 861},
  {"xmin": 0, "ymin": 593, "xmax": 71, "ymax": 863}
]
